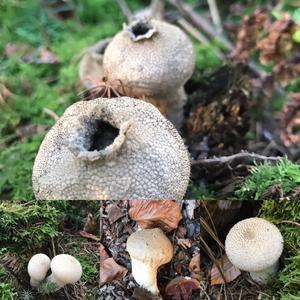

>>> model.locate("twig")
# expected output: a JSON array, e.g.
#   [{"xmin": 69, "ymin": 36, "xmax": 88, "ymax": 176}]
[
  {"xmin": 207, "ymin": 0, "xmax": 223, "ymax": 34},
  {"xmin": 192, "ymin": 152, "xmax": 282, "ymax": 169},
  {"xmin": 116, "ymin": 0, "xmax": 133, "ymax": 21},
  {"xmin": 168, "ymin": 0, "xmax": 233, "ymax": 50}
]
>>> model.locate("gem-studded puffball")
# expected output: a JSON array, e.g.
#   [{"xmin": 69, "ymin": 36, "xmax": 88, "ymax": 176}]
[
  {"xmin": 103, "ymin": 19, "xmax": 195, "ymax": 97},
  {"xmin": 32, "ymin": 97, "xmax": 190, "ymax": 200}
]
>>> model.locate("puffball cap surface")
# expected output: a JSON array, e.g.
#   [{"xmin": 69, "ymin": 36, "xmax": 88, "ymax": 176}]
[
  {"xmin": 126, "ymin": 228, "xmax": 173, "ymax": 267},
  {"xmin": 103, "ymin": 19, "xmax": 195, "ymax": 96},
  {"xmin": 225, "ymin": 217, "xmax": 283, "ymax": 272},
  {"xmin": 28, "ymin": 253, "xmax": 51, "ymax": 281},
  {"xmin": 32, "ymin": 97, "xmax": 190, "ymax": 200},
  {"xmin": 50, "ymin": 254, "xmax": 82, "ymax": 284}
]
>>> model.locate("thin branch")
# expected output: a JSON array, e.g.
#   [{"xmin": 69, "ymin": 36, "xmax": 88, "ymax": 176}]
[
  {"xmin": 116, "ymin": 0, "xmax": 133, "ymax": 21},
  {"xmin": 207, "ymin": 0, "xmax": 223, "ymax": 34},
  {"xmin": 192, "ymin": 152, "xmax": 282, "ymax": 169}
]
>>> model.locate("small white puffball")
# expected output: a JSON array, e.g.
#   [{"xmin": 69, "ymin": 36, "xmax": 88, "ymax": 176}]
[
  {"xmin": 225, "ymin": 217, "xmax": 283, "ymax": 284},
  {"xmin": 27, "ymin": 253, "xmax": 51, "ymax": 287},
  {"xmin": 47, "ymin": 254, "xmax": 82, "ymax": 291},
  {"xmin": 126, "ymin": 228, "xmax": 173, "ymax": 294}
]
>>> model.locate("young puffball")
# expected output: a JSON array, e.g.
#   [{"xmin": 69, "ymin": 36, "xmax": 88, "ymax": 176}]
[
  {"xmin": 46, "ymin": 254, "xmax": 82, "ymax": 291},
  {"xmin": 225, "ymin": 217, "xmax": 283, "ymax": 284},
  {"xmin": 27, "ymin": 253, "xmax": 51, "ymax": 287},
  {"xmin": 126, "ymin": 228, "xmax": 173, "ymax": 295}
]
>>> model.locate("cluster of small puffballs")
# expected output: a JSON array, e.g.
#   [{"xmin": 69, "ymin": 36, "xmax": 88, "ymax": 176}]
[
  {"xmin": 27, "ymin": 254, "xmax": 82, "ymax": 292},
  {"xmin": 225, "ymin": 217, "xmax": 284, "ymax": 284}
]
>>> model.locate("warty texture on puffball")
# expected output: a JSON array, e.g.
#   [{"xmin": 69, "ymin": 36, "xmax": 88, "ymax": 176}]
[{"xmin": 32, "ymin": 97, "xmax": 191, "ymax": 200}]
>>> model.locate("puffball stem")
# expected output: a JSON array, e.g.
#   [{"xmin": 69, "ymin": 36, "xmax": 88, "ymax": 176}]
[
  {"xmin": 30, "ymin": 278, "xmax": 41, "ymax": 287},
  {"xmin": 46, "ymin": 274, "xmax": 65, "ymax": 291},
  {"xmin": 131, "ymin": 259, "xmax": 159, "ymax": 295},
  {"xmin": 249, "ymin": 261, "xmax": 279, "ymax": 284}
]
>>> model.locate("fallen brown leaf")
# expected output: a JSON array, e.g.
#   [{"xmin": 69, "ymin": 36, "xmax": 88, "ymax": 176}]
[
  {"xmin": 165, "ymin": 277, "xmax": 200, "ymax": 300},
  {"xmin": 99, "ymin": 243, "xmax": 110, "ymax": 262},
  {"xmin": 83, "ymin": 213, "xmax": 97, "ymax": 233},
  {"xmin": 189, "ymin": 254, "xmax": 200, "ymax": 280},
  {"xmin": 23, "ymin": 47, "xmax": 59, "ymax": 64},
  {"xmin": 108, "ymin": 204, "xmax": 126, "ymax": 224},
  {"xmin": 129, "ymin": 200, "xmax": 182, "ymax": 232},
  {"xmin": 100, "ymin": 257, "xmax": 128, "ymax": 285},
  {"xmin": 0, "ymin": 83, "xmax": 13, "ymax": 104},
  {"xmin": 210, "ymin": 254, "xmax": 241, "ymax": 285},
  {"xmin": 177, "ymin": 238, "xmax": 192, "ymax": 250}
]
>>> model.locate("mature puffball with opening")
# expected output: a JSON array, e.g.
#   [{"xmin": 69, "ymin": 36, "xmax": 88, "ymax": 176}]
[
  {"xmin": 32, "ymin": 97, "xmax": 190, "ymax": 200},
  {"xmin": 126, "ymin": 228, "xmax": 173, "ymax": 294},
  {"xmin": 103, "ymin": 19, "xmax": 195, "ymax": 97},
  {"xmin": 47, "ymin": 254, "xmax": 82, "ymax": 291},
  {"xmin": 225, "ymin": 217, "xmax": 284, "ymax": 284},
  {"xmin": 27, "ymin": 253, "xmax": 51, "ymax": 287}
]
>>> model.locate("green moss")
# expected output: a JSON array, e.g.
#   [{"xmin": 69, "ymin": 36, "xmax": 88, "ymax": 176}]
[
  {"xmin": 0, "ymin": 201, "xmax": 61, "ymax": 253},
  {"xmin": 235, "ymin": 159, "xmax": 300, "ymax": 200},
  {"xmin": 259, "ymin": 200, "xmax": 300, "ymax": 299}
]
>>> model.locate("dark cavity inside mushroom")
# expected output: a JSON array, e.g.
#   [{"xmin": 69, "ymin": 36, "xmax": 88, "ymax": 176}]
[
  {"xmin": 89, "ymin": 120, "xmax": 119, "ymax": 151},
  {"xmin": 131, "ymin": 21, "xmax": 152, "ymax": 38}
]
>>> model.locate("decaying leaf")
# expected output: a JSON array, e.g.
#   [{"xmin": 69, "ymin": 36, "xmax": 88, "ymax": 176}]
[
  {"xmin": 257, "ymin": 14, "xmax": 298, "ymax": 65},
  {"xmin": 188, "ymin": 254, "xmax": 200, "ymax": 280},
  {"xmin": 277, "ymin": 93, "xmax": 300, "ymax": 146},
  {"xmin": 100, "ymin": 257, "xmax": 128, "ymax": 285},
  {"xmin": 210, "ymin": 254, "xmax": 241, "ymax": 285},
  {"xmin": 108, "ymin": 204, "xmax": 126, "ymax": 224},
  {"xmin": 23, "ymin": 47, "xmax": 60, "ymax": 64},
  {"xmin": 231, "ymin": 8, "xmax": 269, "ymax": 61},
  {"xmin": 165, "ymin": 277, "xmax": 200, "ymax": 300},
  {"xmin": 83, "ymin": 213, "xmax": 97, "ymax": 233},
  {"xmin": 0, "ymin": 83, "xmax": 13, "ymax": 103},
  {"xmin": 177, "ymin": 238, "xmax": 192, "ymax": 250},
  {"xmin": 129, "ymin": 200, "xmax": 182, "ymax": 232},
  {"xmin": 99, "ymin": 243, "xmax": 110, "ymax": 262}
]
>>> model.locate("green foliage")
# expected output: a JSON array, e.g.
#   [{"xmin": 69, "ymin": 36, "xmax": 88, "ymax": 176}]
[
  {"xmin": 0, "ymin": 283, "xmax": 17, "ymax": 300},
  {"xmin": 194, "ymin": 42, "xmax": 222, "ymax": 71},
  {"xmin": 78, "ymin": 255, "xmax": 98, "ymax": 282},
  {"xmin": 0, "ymin": 201, "xmax": 61, "ymax": 253},
  {"xmin": 0, "ymin": 135, "xmax": 43, "ymax": 200},
  {"xmin": 235, "ymin": 159, "xmax": 300, "ymax": 200},
  {"xmin": 190, "ymin": 182, "xmax": 215, "ymax": 200},
  {"xmin": 259, "ymin": 200, "xmax": 300, "ymax": 298}
]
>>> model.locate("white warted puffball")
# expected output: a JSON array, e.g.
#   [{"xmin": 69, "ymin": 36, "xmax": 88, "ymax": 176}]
[
  {"xmin": 126, "ymin": 228, "xmax": 173, "ymax": 294},
  {"xmin": 46, "ymin": 254, "xmax": 82, "ymax": 291},
  {"xmin": 27, "ymin": 253, "xmax": 51, "ymax": 287},
  {"xmin": 225, "ymin": 217, "xmax": 283, "ymax": 284}
]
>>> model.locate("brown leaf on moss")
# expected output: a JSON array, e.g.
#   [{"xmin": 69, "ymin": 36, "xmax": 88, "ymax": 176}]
[
  {"xmin": 79, "ymin": 230, "xmax": 99, "ymax": 241},
  {"xmin": 257, "ymin": 14, "xmax": 298, "ymax": 65},
  {"xmin": 276, "ymin": 93, "xmax": 300, "ymax": 147},
  {"xmin": 231, "ymin": 8, "xmax": 269, "ymax": 61},
  {"xmin": 129, "ymin": 200, "xmax": 182, "ymax": 232},
  {"xmin": 100, "ymin": 257, "xmax": 128, "ymax": 285},
  {"xmin": 23, "ymin": 47, "xmax": 60, "ymax": 64},
  {"xmin": 165, "ymin": 277, "xmax": 200, "ymax": 300},
  {"xmin": 0, "ymin": 83, "xmax": 13, "ymax": 103},
  {"xmin": 210, "ymin": 254, "xmax": 241, "ymax": 285}
]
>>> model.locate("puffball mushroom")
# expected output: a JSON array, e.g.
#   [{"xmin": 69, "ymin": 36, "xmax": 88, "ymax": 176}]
[
  {"xmin": 225, "ymin": 217, "xmax": 283, "ymax": 284},
  {"xmin": 102, "ymin": 19, "xmax": 195, "ymax": 128},
  {"xmin": 32, "ymin": 97, "xmax": 190, "ymax": 200},
  {"xmin": 47, "ymin": 254, "xmax": 82, "ymax": 291},
  {"xmin": 28, "ymin": 253, "xmax": 51, "ymax": 287},
  {"xmin": 126, "ymin": 228, "xmax": 173, "ymax": 295},
  {"xmin": 79, "ymin": 38, "xmax": 111, "ymax": 89},
  {"xmin": 103, "ymin": 19, "xmax": 195, "ymax": 97}
]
